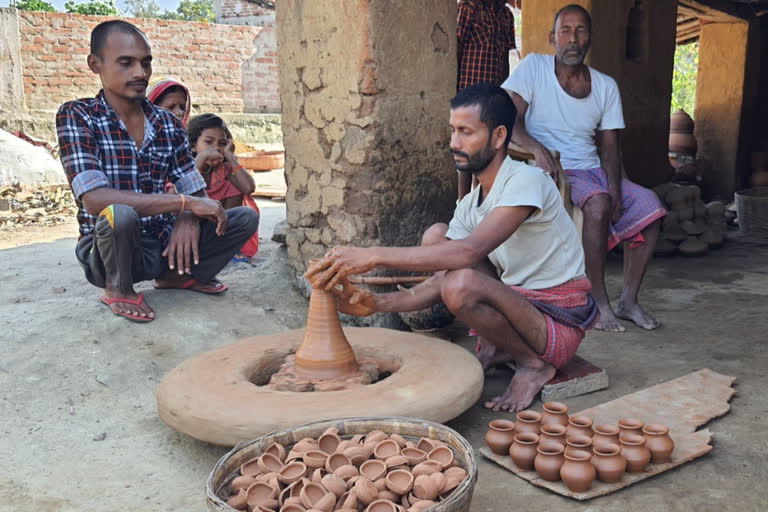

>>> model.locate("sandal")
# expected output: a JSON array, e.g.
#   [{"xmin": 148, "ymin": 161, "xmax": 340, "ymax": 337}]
[
  {"xmin": 99, "ymin": 292, "xmax": 154, "ymax": 323},
  {"xmin": 155, "ymin": 277, "xmax": 228, "ymax": 295}
]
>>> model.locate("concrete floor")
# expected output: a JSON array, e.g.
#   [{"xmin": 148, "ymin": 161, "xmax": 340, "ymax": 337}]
[{"xmin": 1, "ymin": 208, "xmax": 766, "ymax": 511}]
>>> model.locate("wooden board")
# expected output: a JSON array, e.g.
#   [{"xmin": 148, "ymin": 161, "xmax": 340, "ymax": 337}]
[
  {"xmin": 541, "ymin": 355, "xmax": 609, "ymax": 401},
  {"xmin": 481, "ymin": 368, "xmax": 736, "ymax": 500}
]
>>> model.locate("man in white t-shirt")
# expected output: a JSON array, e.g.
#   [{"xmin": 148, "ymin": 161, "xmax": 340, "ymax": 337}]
[
  {"xmin": 307, "ymin": 84, "xmax": 597, "ymax": 412},
  {"xmin": 502, "ymin": 4, "xmax": 666, "ymax": 332}
]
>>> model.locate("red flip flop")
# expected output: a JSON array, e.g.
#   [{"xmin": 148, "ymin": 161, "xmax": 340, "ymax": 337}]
[
  {"xmin": 155, "ymin": 277, "xmax": 228, "ymax": 295},
  {"xmin": 99, "ymin": 292, "xmax": 154, "ymax": 323}
]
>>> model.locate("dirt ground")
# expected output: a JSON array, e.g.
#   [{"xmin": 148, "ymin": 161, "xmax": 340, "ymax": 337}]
[{"xmin": 1, "ymin": 207, "xmax": 767, "ymax": 511}]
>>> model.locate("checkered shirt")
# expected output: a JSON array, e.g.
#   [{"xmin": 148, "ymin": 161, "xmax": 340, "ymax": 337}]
[
  {"xmin": 56, "ymin": 90, "xmax": 206, "ymax": 242},
  {"xmin": 457, "ymin": 0, "xmax": 516, "ymax": 91}
]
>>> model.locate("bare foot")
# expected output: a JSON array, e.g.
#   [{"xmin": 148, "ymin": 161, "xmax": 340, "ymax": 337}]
[
  {"xmin": 476, "ymin": 338, "xmax": 515, "ymax": 371},
  {"xmin": 593, "ymin": 302, "xmax": 625, "ymax": 332},
  {"xmin": 102, "ymin": 287, "xmax": 155, "ymax": 321},
  {"xmin": 483, "ymin": 363, "xmax": 556, "ymax": 412},
  {"xmin": 615, "ymin": 301, "xmax": 660, "ymax": 330}
]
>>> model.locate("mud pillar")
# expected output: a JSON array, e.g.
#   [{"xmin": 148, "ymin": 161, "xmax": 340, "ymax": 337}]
[
  {"xmin": 0, "ymin": 9, "xmax": 24, "ymax": 115},
  {"xmin": 520, "ymin": 0, "xmax": 676, "ymax": 187},
  {"xmin": 276, "ymin": 0, "xmax": 457, "ymax": 278},
  {"xmin": 695, "ymin": 21, "xmax": 758, "ymax": 199}
]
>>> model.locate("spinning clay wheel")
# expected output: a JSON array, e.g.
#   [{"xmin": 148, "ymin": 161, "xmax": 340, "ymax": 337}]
[{"xmin": 157, "ymin": 280, "xmax": 484, "ymax": 446}]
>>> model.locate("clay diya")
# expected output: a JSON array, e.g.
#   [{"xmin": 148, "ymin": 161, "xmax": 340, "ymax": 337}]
[
  {"xmin": 264, "ymin": 441, "xmax": 286, "ymax": 461},
  {"xmin": 299, "ymin": 481, "xmax": 335, "ymax": 511},
  {"xmin": 564, "ymin": 434, "xmax": 593, "ymax": 457},
  {"xmin": 354, "ymin": 477, "xmax": 379, "ymax": 506},
  {"xmin": 620, "ymin": 434, "xmax": 651, "ymax": 473},
  {"xmin": 426, "ymin": 445, "xmax": 454, "ymax": 470},
  {"xmin": 514, "ymin": 410, "xmax": 542, "ymax": 435},
  {"xmin": 278, "ymin": 461, "xmax": 308, "ymax": 485},
  {"xmin": 539, "ymin": 423, "xmax": 567, "ymax": 445},
  {"xmin": 413, "ymin": 474, "xmax": 440, "ymax": 501},
  {"xmin": 246, "ymin": 481, "xmax": 278, "ymax": 510},
  {"xmin": 401, "ymin": 447, "xmax": 426, "ymax": 466},
  {"xmin": 226, "ymin": 488, "xmax": 248, "ymax": 509},
  {"xmin": 642, "ymin": 424, "xmax": 675, "ymax": 464},
  {"xmin": 541, "ymin": 401, "xmax": 569, "ymax": 427},
  {"xmin": 325, "ymin": 452, "xmax": 352, "ymax": 474},
  {"xmin": 592, "ymin": 442, "xmax": 626, "ymax": 483},
  {"xmin": 321, "ymin": 473, "xmax": 347, "ymax": 497},
  {"xmin": 386, "ymin": 468, "xmax": 415, "ymax": 495},
  {"xmin": 508, "ymin": 432, "xmax": 539, "ymax": 470},
  {"xmin": 416, "ymin": 437, "xmax": 440, "ymax": 453},
  {"xmin": 360, "ymin": 459, "xmax": 387, "ymax": 481},
  {"xmin": 333, "ymin": 464, "xmax": 359, "ymax": 481},
  {"xmin": 337, "ymin": 490, "xmax": 358, "ymax": 510},
  {"xmin": 318, "ymin": 430, "xmax": 342, "ymax": 454},
  {"xmin": 411, "ymin": 460, "xmax": 442, "ymax": 477},
  {"xmin": 230, "ymin": 474, "xmax": 257, "ymax": 492},
  {"xmin": 484, "ymin": 419, "xmax": 517, "ymax": 455},
  {"xmin": 367, "ymin": 498, "xmax": 398, "ymax": 512},
  {"xmin": 618, "ymin": 418, "xmax": 644, "ymax": 440},
  {"xmin": 373, "ymin": 439, "xmax": 400, "ymax": 460},
  {"xmin": 239, "ymin": 456, "xmax": 262, "ymax": 478},
  {"xmin": 566, "ymin": 415, "xmax": 594, "ymax": 438},
  {"xmin": 560, "ymin": 449, "xmax": 596, "ymax": 493},
  {"xmin": 385, "ymin": 454, "xmax": 409, "ymax": 469},
  {"xmin": 390, "ymin": 433, "xmax": 407, "ymax": 448},
  {"xmin": 592, "ymin": 424, "xmax": 621, "ymax": 446},
  {"xmin": 257, "ymin": 452, "xmax": 284, "ymax": 474},
  {"xmin": 534, "ymin": 441, "xmax": 565, "ymax": 482},
  {"xmin": 303, "ymin": 449, "xmax": 329, "ymax": 470},
  {"xmin": 409, "ymin": 500, "xmax": 437, "ymax": 512}
]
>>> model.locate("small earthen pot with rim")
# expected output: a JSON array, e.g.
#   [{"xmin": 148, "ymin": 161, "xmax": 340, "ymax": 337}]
[
  {"xmin": 264, "ymin": 441, "xmax": 286, "ymax": 462},
  {"xmin": 386, "ymin": 468, "xmax": 414, "ymax": 495},
  {"xmin": 318, "ymin": 430, "xmax": 342, "ymax": 455},
  {"xmin": 541, "ymin": 401, "xmax": 569, "ymax": 427},
  {"xmin": 643, "ymin": 424, "xmax": 675, "ymax": 464},
  {"xmin": 401, "ymin": 447, "xmax": 427, "ymax": 466},
  {"xmin": 539, "ymin": 423, "xmax": 567, "ymax": 445},
  {"xmin": 359, "ymin": 459, "xmax": 387, "ymax": 481},
  {"xmin": 565, "ymin": 434, "xmax": 593, "ymax": 457},
  {"xmin": 333, "ymin": 464, "xmax": 359, "ymax": 482},
  {"xmin": 515, "ymin": 410, "xmax": 543, "ymax": 435},
  {"xmin": 534, "ymin": 441, "xmax": 565, "ymax": 481},
  {"xmin": 300, "ymin": 481, "xmax": 333, "ymax": 510},
  {"xmin": 484, "ymin": 419, "xmax": 517, "ymax": 455},
  {"xmin": 508, "ymin": 432, "xmax": 539, "ymax": 470},
  {"xmin": 303, "ymin": 449, "xmax": 329, "ymax": 470},
  {"xmin": 246, "ymin": 481, "xmax": 278, "ymax": 509},
  {"xmin": 566, "ymin": 415, "xmax": 594, "ymax": 438},
  {"xmin": 413, "ymin": 474, "xmax": 440, "ymax": 501},
  {"xmin": 592, "ymin": 442, "xmax": 626, "ymax": 483},
  {"xmin": 426, "ymin": 445, "xmax": 454, "ymax": 470},
  {"xmin": 226, "ymin": 488, "xmax": 248, "ymax": 510},
  {"xmin": 560, "ymin": 449, "xmax": 596, "ymax": 493},
  {"xmin": 366, "ymin": 498, "xmax": 398, "ymax": 512},
  {"xmin": 278, "ymin": 461, "xmax": 308, "ymax": 486},
  {"xmin": 620, "ymin": 434, "xmax": 651, "ymax": 473},
  {"xmin": 325, "ymin": 452, "xmax": 352, "ymax": 474},
  {"xmin": 592, "ymin": 424, "xmax": 621, "ymax": 447},
  {"xmin": 618, "ymin": 418, "xmax": 644, "ymax": 440},
  {"xmin": 373, "ymin": 439, "xmax": 401, "ymax": 460}
]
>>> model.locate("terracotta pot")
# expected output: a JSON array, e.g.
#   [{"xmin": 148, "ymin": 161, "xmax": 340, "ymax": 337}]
[
  {"xmin": 333, "ymin": 464, "xmax": 359, "ymax": 481},
  {"xmin": 257, "ymin": 452, "xmax": 284, "ymax": 474},
  {"xmin": 620, "ymin": 434, "xmax": 651, "ymax": 473},
  {"xmin": 508, "ymin": 432, "xmax": 539, "ymax": 470},
  {"xmin": 366, "ymin": 499, "xmax": 397, "ymax": 512},
  {"xmin": 385, "ymin": 468, "xmax": 414, "ymax": 495},
  {"xmin": 246, "ymin": 481, "xmax": 278, "ymax": 509},
  {"xmin": 278, "ymin": 461, "xmax": 308, "ymax": 486},
  {"xmin": 343, "ymin": 446, "xmax": 368, "ymax": 466},
  {"xmin": 411, "ymin": 460, "xmax": 442, "ymax": 477},
  {"xmin": 560, "ymin": 449, "xmax": 596, "ymax": 493},
  {"xmin": 318, "ymin": 431, "xmax": 342, "ymax": 455},
  {"xmin": 484, "ymin": 419, "xmax": 516, "ymax": 455},
  {"xmin": 321, "ymin": 473, "xmax": 347, "ymax": 497},
  {"xmin": 565, "ymin": 434, "xmax": 592, "ymax": 457},
  {"xmin": 670, "ymin": 109, "xmax": 694, "ymax": 133},
  {"xmin": 591, "ymin": 442, "xmax": 626, "ymax": 483},
  {"xmin": 325, "ymin": 453, "xmax": 351, "ymax": 474},
  {"xmin": 669, "ymin": 132, "xmax": 697, "ymax": 155},
  {"xmin": 413, "ymin": 474, "xmax": 439, "ymax": 501},
  {"xmin": 230, "ymin": 474, "xmax": 257, "ymax": 492},
  {"xmin": 294, "ymin": 438, "xmax": 319, "ymax": 453},
  {"xmin": 539, "ymin": 423, "xmax": 567, "ymax": 445},
  {"xmin": 359, "ymin": 459, "xmax": 387, "ymax": 481},
  {"xmin": 264, "ymin": 441, "xmax": 286, "ymax": 462},
  {"xmin": 430, "ymin": 472, "xmax": 447, "ymax": 493},
  {"xmin": 618, "ymin": 418, "xmax": 644, "ymax": 440},
  {"xmin": 515, "ymin": 410, "xmax": 542, "ymax": 435},
  {"xmin": 300, "ymin": 481, "xmax": 331, "ymax": 509},
  {"xmin": 534, "ymin": 441, "xmax": 565, "ymax": 481},
  {"xmin": 304, "ymin": 450, "xmax": 329, "ymax": 470},
  {"xmin": 541, "ymin": 401, "xmax": 569, "ymax": 427},
  {"xmin": 365, "ymin": 430, "xmax": 388, "ymax": 446},
  {"xmin": 643, "ymin": 424, "xmax": 675, "ymax": 464},
  {"xmin": 239, "ymin": 456, "xmax": 262, "ymax": 478},
  {"xmin": 426, "ymin": 445, "xmax": 454, "ymax": 470},
  {"xmin": 592, "ymin": 424, "xmax": 621, "ymax": 447},
  {"xmin": 401, "ymin": 447, "xmax": 426, "ymax": 466},
  {"xmin": 385, "ymin": 454, "xmax": 409, "ymax": 469},
  {"xmin": 373, "ymin": 439, "xmax": 400, "ymax": 460},
  {"xmin": 416, "ymin": 437, "xmax": 440, "ymax": 453},
  {"xmin": 337, "ymin": 490, "xmax": 358, "ymax": 510},
  {"xmin": 566, "ymin": 415, "xmax": 594, "ymax": 438},
  {"xmin": 226, "ymin": 488, "xmax": 248, "ymax": 510}
]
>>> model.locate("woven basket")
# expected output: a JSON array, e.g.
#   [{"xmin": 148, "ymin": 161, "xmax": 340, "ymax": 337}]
[
  {"xmin": 237, "ymin": 150, "xmax": 285, "ymax": 171},
  {"xmin": 206, "ymin": 417, "xmax": 478, "ymax": 512},
  {"xmin": 735, "ymin": 187, "xmax": 768, "ymax": 238}
]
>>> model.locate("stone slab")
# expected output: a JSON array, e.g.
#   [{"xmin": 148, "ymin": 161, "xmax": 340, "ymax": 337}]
[
  {"xmin": 481, "ymin": 368, "xmax": 736, "ymax": 500},
  {"xmin": 541, "ymin": 355, "xmax": 609, "ymax": 402},
  {"xmin": 250, "ymin": 168, "xmax": 286, "ymax": 198}
]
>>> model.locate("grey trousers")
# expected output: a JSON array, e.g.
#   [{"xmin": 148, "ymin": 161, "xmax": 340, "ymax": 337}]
[{"xmin": 75, "ymin": 204, "xmax": 259, "ymax": 294}]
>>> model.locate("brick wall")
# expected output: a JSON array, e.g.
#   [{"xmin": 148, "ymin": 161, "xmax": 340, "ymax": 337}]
[
  {"xmin": 16, "ymin": 10, "xmax": 262, "ymax": 113},
  {"xmin": 215, "ymin": 0, "xmax": 280, "ymax": 112}
]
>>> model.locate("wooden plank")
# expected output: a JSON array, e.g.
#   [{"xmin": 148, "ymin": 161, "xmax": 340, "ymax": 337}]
[
  {"xmin": 678, "ymin": 0, "xmax": 752, "ymax": 22},
  {"xmin": 481, "ymin": 369, "xmax": 736, "ymax": 500}
]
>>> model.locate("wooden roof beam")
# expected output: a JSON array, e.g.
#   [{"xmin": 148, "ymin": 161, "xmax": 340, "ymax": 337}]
[{"xmin": 678, "ymin": 0, "xmax": 753, "ymax": 22}]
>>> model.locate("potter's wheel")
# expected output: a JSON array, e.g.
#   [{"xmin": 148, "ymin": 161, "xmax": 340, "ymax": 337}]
[{"xmin": 156, "ymin": 327, "xmax": 484, "ymax": 446}]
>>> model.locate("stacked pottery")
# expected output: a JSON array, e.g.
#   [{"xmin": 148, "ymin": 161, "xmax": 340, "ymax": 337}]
[
  {"xmin": 669, "ymin": 109, "xmax": 697, "ymax": 156},
  {"xmin": 222, "ymin": 427, "xmax": 469, "ymax": 512}
]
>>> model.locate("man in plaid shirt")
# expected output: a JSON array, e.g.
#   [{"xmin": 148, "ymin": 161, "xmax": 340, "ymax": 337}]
[
  {"xmin": 457, "ymin": 0, "xmax": 516, "ymax": 199},
  {"xmin": 57, "ymin": 20, "xmax": 259, "ymax": 323}
]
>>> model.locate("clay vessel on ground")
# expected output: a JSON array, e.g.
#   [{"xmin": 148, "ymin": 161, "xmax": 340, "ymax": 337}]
[
  {"xmin": 591, "ymin": 442, "xmax": 626, "ymax": 483},
  {"xmin": 515, "ymin": 410, "xmax": 542, "ymax": 435},
  {"xmin": 295, "ymin": 262, "xmax": 360, "ymax": 379},
  {"xmin": 566, "ymin": 415, "xmax": 594, "ymax": 438},
  {"xmin": 541, "ymin": 401, "xmax": 569, "ymax": 427},
  {"xmin": 620, "ymin": 434, "xmax": 651, "ymax": 473},
  {"xmin": 560, "ymin": 449, "xmax": 596, "ymax": 493},
  {"xmin": 534, "ymin": 441, "xmax": 565, "ymax": 482},
  {"xmin": 592, "ymin": 424, "xmax": 620, "ymax": 447},
  {"xmin": 565, "ymin": 434, "xmax": 592, "ymax": 457},
  {"xmin": 508, "ymin": 432, "xmax": 539, "ymax": 470},
  {"xmin": 643, "ymin": 424, "xmax": 675, "ymax": 464},
  {"xmin": 484, "ymin": 419, "xmax": 516, "ymax": 455},
  {"xmin": 539, "ymin": 423, "xmax": 567, "ymax": 445},
  {"xmin": 618, "ymin": 418, "xmax": 644, "ymax": 440}
]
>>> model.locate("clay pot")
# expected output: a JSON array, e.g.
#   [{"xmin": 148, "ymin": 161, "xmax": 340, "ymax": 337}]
[
  {"xmin": 426, "ymin": 445, "xmax": 454, "ymax": 470},
  {"xmin": 413, "ymin": 474, "xmax": 440, "ymax": 501},
  {"xmin": 592, "ymin": 424, "xmax": 621, "ymax": 447},
  {"xmin": 592, "ymin": 442, "xmax": 626, "ymax": 483},
  {"xmin": 508, "ymin": 432, "xmax": 539, "ymax": 470},
  {"xmin": 669, "ymin": 132, "xmax": 697, "ymax": 155},
  {"xmin": 620, "ymin": 434, "xmax": 651, "ymax": 473},
  {"xmin": 333, "ymin": 464, "xmax": 359, "ymax": 482},
  {"xmin": 386, "ymin": 468, "xmax": 415, "ymax": 495},
  {"xmin": 300, "ymin": 481, "xmax": 335, "ymax": 511},
  {"xmin": 539, "ymin": 423, "xmax": 567, "ymax": 445},
  {"xmin": 279, "ymin": 461, "xmax": 308, "ymax": 485},
  {"xmin": 442, "ymin": 471, "xmax": 463, "ymax": 494},
  {"xmin": 321, "ymin": 473, "xmax": 347, "ymax": 497},
  {"xmin": 367, "ymin": 499, "xmax": 397, "ymax": 512},
  {"xmin": 390, "ymin": 433, "xmax": 407, "ymax": 448},
  {"xmin": 365, "ymin": 430, "xmax": 388, "ymax": 446},
  {"xmin": 643, "ymin": 424, "xmax": 675, "ymax": 464},
  {"xmin": 325, "ymin": 453, "xmax": 352, "ymax": 474},
  {"xmin": 286, "ymin": 450, "xmax": 304, "ymax": 462},
  {"xmin": 264, "ymin": 441, "xmax": 287, "ymax": 462},
  {"xmin": 377, "ymin": 490, "xmax": 399, "ymax": 502},
  {"xmin": 337, "ymin": 490, "xmax": 358, "ymax": 510},
  {"xmin": 431, "ymin": 472, "xmax": 447, "ymax": 493},
  {"xmin": 304, "ymin": 450, "xmax": 329, "ymax": 470},
  {"xmin": 374, "ymin": 477, "xmax": 388, "ymax": 492},
  {"xmin": 565, "ymin": 434, "xmax": 593, "ymax": 457},
  {"xmin": 312, "ymin": 468, "xmax": 327, "ymax": 483},
  {"xmin": 343, "ymin": 446, "xmax": 368, "ymax": 466},
  {"xmin": 226, "ymin": 488, "xmax": 248, "ymax": 510},
  {"xmin": 246, "ymin": 481, "xmax": 278, "ymax": 509},
  {"xmin": 411, "ymin": 460, "xmax": 442, "ymax": 477},
  {"xmin": 240, "ymin": 456, "xmax": 262, "ymax": 478},
  {"xmin": 534, "ymin": 441, "xmax": 565, "ymax": 482},
  {"xmin": 566, "ymin": 415, "xmax": 594, "ymax": 438},
  {"xmin": 416, "ymin": 438, "xmax": 439, "ymax": 453},
  {"xmin": 360, "ymin": 459, "xmax": 387, "ymax": 481},
  {"xmin": 618, "ymin": 418, "xmax": 644, "ymax": 440},
  {"xmin": 408, "ymin": 500, "xmax": 437, "ymax": 512},
  {"xmin": 484, "ymin": 419, "xmax": 517, "ymax": 455},
  {"xmin": 230, "ymin": 474, "xmax": 258, "ymax": 492},
  {"xmin": 354, "ymin": 477, "xmax": 378, "ymax": 506},
  {"xmin": 294, "ymin": 438, "xmax": 319, "ymax": 453},
  {"xmin": 401, "ymin": 447, "xmax": 427, "ymax": 466},
  {"xmin": 385, "ymin": 455, "xmax": 409, "ymax": 469},
  {"xmin": 670, "ymin": 109, "xmax": 694, "ymax": 133},
  {"xmin": 257, "ymin": 452, "xmax": 284, "ymax": 474},
  {"xmin": 515, "ymin": 410, "xmax": 542, "ymax": 435},
  {"xmin": 373, "ymin": 439, "xmax": 400, "ymax": 460},
  {"xmin": 560, "ymin": 449, "xmax": 596, "ymax": 493},
  {"xmin": 318, "ymin": 431, "xmax": 342, "ymax": 455},
  {"xmin": 541, "ymin": 401, "xmax": 569, "ymax": 427},
  {"xmin": 444, "ymin": 467, "xmax": 467, "ymax": 481}
]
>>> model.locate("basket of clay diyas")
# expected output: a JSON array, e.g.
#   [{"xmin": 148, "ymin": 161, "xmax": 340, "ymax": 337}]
[
  {"xmin": 207, "ymin": 417, "xmax": 477, "ymax": 512},
  {"xmin": 482, "ymin": 401, "xmax": 675, "ymax": 497}
]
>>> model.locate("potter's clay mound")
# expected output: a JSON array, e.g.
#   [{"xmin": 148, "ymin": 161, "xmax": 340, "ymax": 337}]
[{"xmin": 156, "ymin": 327, "xmax": 484, "ymax": 446}]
